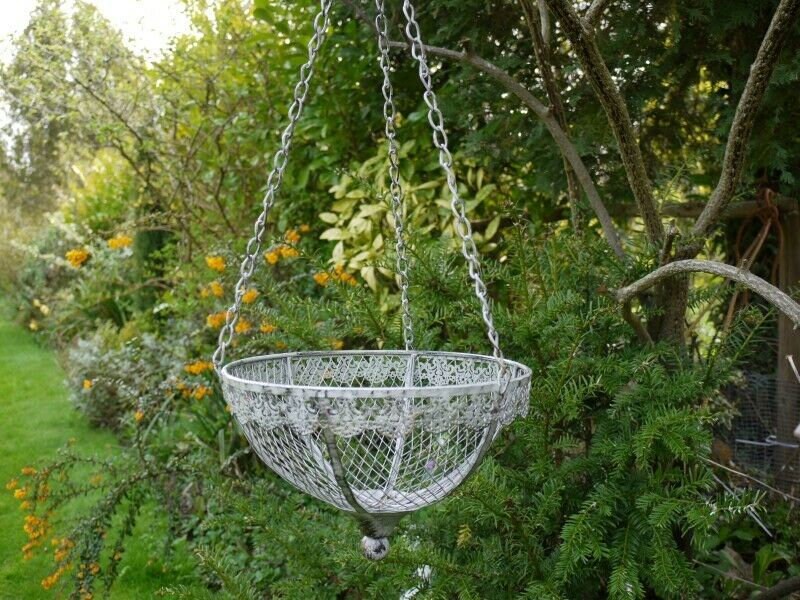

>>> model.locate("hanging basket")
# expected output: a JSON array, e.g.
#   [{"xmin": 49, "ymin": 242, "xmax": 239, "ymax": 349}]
[
  {"xmin": 212, "ymin": 0, "xmax": 533, "ymax": 559},
  {"xmin": 221, "ymin": 351, "xmax": 531, "ymax": 558}
]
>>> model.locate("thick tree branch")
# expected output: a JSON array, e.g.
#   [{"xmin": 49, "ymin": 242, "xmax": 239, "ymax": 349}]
[
  {"xmin": 756, "ymin": 575, "xmax": 800, "ymax": 600},
  {"xmin": 615, "ymin": 260, "xmax": 800, "ymax": 328},
  {"xmin": 583, "ymin": 0, "xmax": 613, "ymax": 29},
  {"xmin": 520, "ymin": 0, "xmax": 582, "ymax": 231},
  {"xmin": 692, "ymin": 0, "xmax": 800, "ymax": 240},
  {"xmin": 544, "ymin": 0, "xmax": 663, "ymax": 245}
]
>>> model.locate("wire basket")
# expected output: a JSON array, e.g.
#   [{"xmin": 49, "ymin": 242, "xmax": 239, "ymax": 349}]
[
  {"xmin": 221, "ymin": 351, "xmax": 531, "ymax": 553},
  {"xmin": 211, "ymin": 0, "xmax": 534, "ymax": 559}
]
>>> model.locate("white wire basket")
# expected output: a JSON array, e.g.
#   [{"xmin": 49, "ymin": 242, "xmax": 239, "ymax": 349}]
[
  {"xmin": 221, "ymin": 351, "xmax": 531, "ymax": 557},
  {"xmin": 212, "ymin": 0, "xmax": 534, "ymax": 559}
]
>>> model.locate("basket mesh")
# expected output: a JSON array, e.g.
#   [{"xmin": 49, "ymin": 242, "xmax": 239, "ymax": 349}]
[{"xmin": 221, "ymin": 351, "xmax": 531, "ymax": 513}]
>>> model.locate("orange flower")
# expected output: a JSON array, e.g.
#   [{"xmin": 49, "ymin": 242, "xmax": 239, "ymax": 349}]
[
  {"xmin": 284, "ymin": 229, "xmax": 301, "ymax": 244},
  {"xmin": 192, "ymin": 385, "xmax": 212, "ymax": 401},
  {"xmin": 205, "ymin": 255, "xmax": 226, "ymax": 272},
  {"xmin": 259, "ymin": 321, "xmax": 277, "ymax": 334},
  {"xmin": 65, "ymin": 248, "xmax": 90, "ymax": 268},
  {"xmin": 134, "ymin": 410, "xmax": 144, "ymax": 423},
  {"xmin": 209, "ymin": 281, "xmax": 224, "ymax": 297},
  {"xmin": 299, "ymin": 224, "xmax": 311, "ymax": 233},
  {"xmin": 14, "ymin": 488, "xmax": 27, "ymax": 500},
  {"xmin": 107, "ymin": 234, "xmax": 133, "ymax": 250},
  {"xmin": 82, "ymin": 379, "xmax": 93, "ymax": 390},
  {"xmin": 278, "ymin": 245, "xmax": 299, "ymax": 259},
  {"xmin": 242, "ymin": 289, "xmax": 259, "ymax": 304},
  {"xmin": 330, "ymin": 339, "xmax": 345, "ymax": 350},
  {"xmin": 21, "ymin": 467, "xmax": 37, "ymax": 476},
  {"xmin": 333, "ymin": 264, "xmax": 357, "ymax": 286},
  {"xmin": 234, "ymin": 319, "xmax": 252, "ymax": 334},
  {"xmin": 184, "ymin": 360, "xmax": 214, "ymax": 375},
  {"xmin": 6, "ymin": 478, "xmax": 19, "ymax": 490},
  {"xmin": 206, "ymin": 311, "xmax": 228, "ymax": 329},
  {"xmin": 313, "ymin": 272, "xmax": 330, "ymax": 286},
  {"xmin": 264, "ymin": 250, "xmax": 280, "ymax": 265}
]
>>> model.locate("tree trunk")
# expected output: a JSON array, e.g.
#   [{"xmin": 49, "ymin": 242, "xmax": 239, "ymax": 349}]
[
  {"xmin": 775, "ymin": 209, "xmax": 800, "ymax": 486},
  {"xmin": 651, "ymin": 276, "xmax": 689, "ymax": 346}
]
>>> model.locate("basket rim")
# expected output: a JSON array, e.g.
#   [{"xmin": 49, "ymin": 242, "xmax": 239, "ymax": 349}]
[{"xmin": 219, "ymin": 349, "xmax": 532, "ymax": 398}]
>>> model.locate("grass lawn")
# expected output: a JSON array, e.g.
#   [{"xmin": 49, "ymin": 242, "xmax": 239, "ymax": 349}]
[{"xmin": 0, "ymin": 311, "xmax": 201, "ymax": 599}]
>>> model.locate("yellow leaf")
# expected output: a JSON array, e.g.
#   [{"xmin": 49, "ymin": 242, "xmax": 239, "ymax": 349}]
[
  {"xmin": 320, "ymin": 228, "xmax": 346, "ymax": 241},
  {"xmin": 361, "ymin": 266, "xmax": 378, "ymax": 292},
  {"xmin": 485, "ymin": 215, "xmax": 501, "ymax": 241},
  {"xmin": 319, "ymin": 212, "xmax": 339, "ymax": 224}
]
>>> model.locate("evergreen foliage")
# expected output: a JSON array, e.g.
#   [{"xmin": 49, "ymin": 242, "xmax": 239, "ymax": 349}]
[{"xmin": 1, "ymin": 0, "xmax": 799, "ymax": 598}]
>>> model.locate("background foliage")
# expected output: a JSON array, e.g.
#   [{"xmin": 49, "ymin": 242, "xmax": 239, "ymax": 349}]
[{"xmin": 1, "ymin": 0, "xmax": 799, "ymax": 598}]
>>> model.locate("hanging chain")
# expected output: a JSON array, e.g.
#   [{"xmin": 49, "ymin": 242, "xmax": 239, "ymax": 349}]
[
  {"xmin": 375, "ymin": 0, "xmax": 414, "ymax": 351},
  {"xmin": 400, "ymin": 0, "xmax": 505, "ymax": 364},
  {"xmin": 213, "ymin": 0, "xmax": 333, "ymax": 371}
]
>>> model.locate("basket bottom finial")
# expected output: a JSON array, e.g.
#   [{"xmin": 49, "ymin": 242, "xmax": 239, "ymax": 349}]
[
  {"xmin": 355, "ymin": 512, "xmax": 404, "ymax": 560},
  {"xmin": 361, "ymin": 535, "xmax": 389, "ymax": 560}
]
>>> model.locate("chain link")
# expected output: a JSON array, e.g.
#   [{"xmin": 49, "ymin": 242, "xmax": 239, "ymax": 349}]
[
  {"xmin": 213, "ymin": 0, "xmax": 333, "ymax": 370},
  {"xmin": 374, "ymin": 0, "xmax": 414, "ymax": 350},
  {"xmin": 400, "ymin": 0, "xmax": 505, "ymax": 364}
]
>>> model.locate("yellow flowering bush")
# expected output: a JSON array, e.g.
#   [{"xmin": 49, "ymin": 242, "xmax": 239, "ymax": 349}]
[
  {"xmin": 184, "ymin": 360, "xmax": 214, "ymax": 375},
  {"xmin": 192, "ymin": 385, "xmax": 212, "ymax": 400},
  {"xmin": 209, "ymin": 280, "xmax": 224, "ymax": 297},
  {"xmin": 265, "ymin": 244, "xmax": 300, "ymax": 265},
  {"xmin": 234, "ymin": 318, "xmax": 253, "ymax": 334},
  {"xmin": 106, "ymin": 234, "xmax": 133, "ymax": 249},
  {"xmin": 279, "ymin": 245, "xmax": 299, "ymax": 258},
  {"xmin": 284, "ymin": 228, "xmax": 301, "ymax": 244},
  {"xmin": 333, "ymin": 264, "xmax": 357, "ymax": 286},
  {"xmin": 206, "ymin": 311, "xmax": 228, "ymax": 329},
  {"xmin": 65, "ymin": 248, "xmax": 90, "ymax": 268},
  {"xmin": 205, "ymin": 255, "xmax": 226, "ymax": 272}
]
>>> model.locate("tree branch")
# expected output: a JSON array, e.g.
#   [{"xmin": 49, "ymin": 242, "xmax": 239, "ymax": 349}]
[
  {"xmin": 544, "ymin": 0, "xmax": 664, "ymax": 245},
  {"xmin": 520, "ymin": 0, "xmax": 582, "ymax": 231},
  {"xmin": 615, "ymin": 260, "xmax": 800, "ymax": 328},
  {"xmin": 755, "ymin": 575, "xmax": 800, "ymax": 600},
  {"xmin": 583, "ymin": 0, "xmax": 613, "ymax": 28},
  {"xmin": 692, "ymin": 0, "xmax": 800, "ymax": 240}
]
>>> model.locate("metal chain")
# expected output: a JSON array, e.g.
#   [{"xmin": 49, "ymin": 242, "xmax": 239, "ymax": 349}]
[
  {"xmin": 374, "ymin": 0, "xmax": 414, "ymax": 350},
  {"xmin": 213, "ymin": 0, "xmax": 333, "ymax": 370},
  {"xmin": 400, "ymin": 0, "xmax": 505, "ymax": 364}
]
